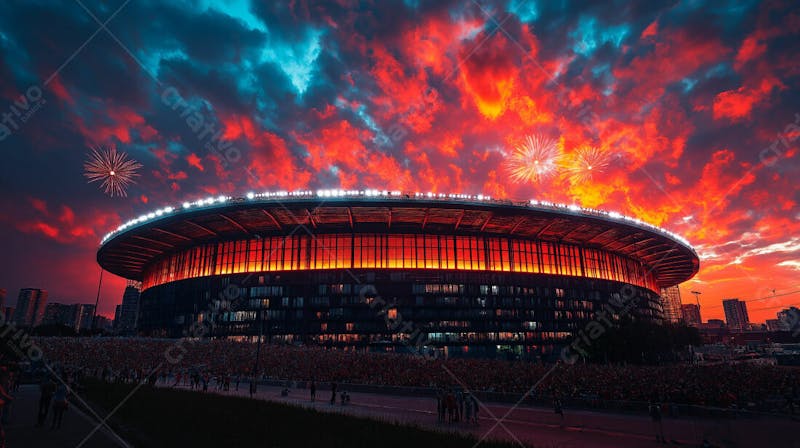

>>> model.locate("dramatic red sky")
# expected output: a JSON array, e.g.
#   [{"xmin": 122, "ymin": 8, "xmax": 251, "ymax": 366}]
[{"xmin": 0, "ymin": 1, "xmax": 798, "ymax": 322}]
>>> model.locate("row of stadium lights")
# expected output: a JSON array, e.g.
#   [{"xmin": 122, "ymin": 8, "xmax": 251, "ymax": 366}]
[{"xmin": 100, "ymin": 190, "xmax": 691, "ymax": 249}]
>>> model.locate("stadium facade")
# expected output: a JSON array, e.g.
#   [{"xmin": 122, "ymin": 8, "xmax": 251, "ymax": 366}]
[{"xmin": 97, "ymin": 190, "xmax": 699, "ymax": 358}]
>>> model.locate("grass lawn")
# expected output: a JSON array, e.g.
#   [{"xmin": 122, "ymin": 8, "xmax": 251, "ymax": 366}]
[{"xmin": 81, "ymin": 381, "xmax": 522, "ymax": 448}]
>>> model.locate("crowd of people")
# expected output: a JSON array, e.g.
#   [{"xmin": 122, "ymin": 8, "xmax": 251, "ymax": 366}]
[
  {"xmin": 436, "ymin": 388, "xmax": 480, "ymax": 424},
  {"xmin": 33, "ymin": 337, "xmax": 800, "ymax": 414}
]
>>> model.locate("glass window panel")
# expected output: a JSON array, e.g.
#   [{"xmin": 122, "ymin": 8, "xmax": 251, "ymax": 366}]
[{"xmin": 455, "ymin": 236, "xmax": 466, "ymax": 270}]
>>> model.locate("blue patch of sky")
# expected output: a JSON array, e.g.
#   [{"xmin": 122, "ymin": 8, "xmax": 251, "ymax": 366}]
[
  {"xmin": 506, "ymin": 0, "xmax": 539, "ymax": 23},
  {"xmin": 681, "ymin": 77, "xmax": 698, "ymax": 93},
  {"xmin": 194, "ymin": 0, "xmax": 266, "ymax": 32},
  {"xmin": 670, "ymin": 0, "xmax": 757, "ymax": 31},
  {"xmin": 704, "ymin": 62, "xmax": 732, "ymax": 79},
  {"xmin": 569, "ymin": 16, "xmax": 630, "ymax": 56},
  {"xmin": 334, "ymin": 97, "xmax": 393, "ymax": 148},
  {"xmin": 591, "ymin": 63, "xmax": 610, "ymax": 78},
  {"xmin": 0, "ymin": 28, "xmax": 39, "ymax": 85},
  {"xmin": 166, "ymin": 141, "xmax": 184, "ymax": 154},
  {"xmin": 261, "ymin": 27, "xmax": 323, "ymax": 96}
]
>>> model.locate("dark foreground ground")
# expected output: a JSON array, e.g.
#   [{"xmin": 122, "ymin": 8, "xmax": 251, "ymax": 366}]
[
  {"xmin": 19, "ymin": 380, "xmax": 517, "ymax": 448},
  {"xmin": 165, "ymin": 381, "xmax": 799, "ymax": 448},
  {"xmin": 7, "ymin": 380, "xmax": 799, "ymax": 448},
  {"xmin": 4, "ymin": 384, "xmax": 126, "ymax": 448}
]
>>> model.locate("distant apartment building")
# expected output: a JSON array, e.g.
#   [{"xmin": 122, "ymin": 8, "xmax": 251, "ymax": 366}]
[
  {"xmin": 78, "ymin": 304, "xmax": 96, "ymax": 330},
  {"xmin": 681, "ymin": 303, "xmax": 701, "ymax": 326},
  {"xmin": 722, "ymin": 298, "xmax": 750, "ymax": 331},
  {"xmin": 777, "ymin": 307, "xmax": 800, "ymax": 333},
  {"xmin": 704, "ymin": 319, "xmax": 726, "ymax": 329},
  {"xmin": 42, "ymin": 303, "xmax": 81, "ymax": 329},
  {"xmin": 765, "ymin": 319, "xmax": 783, "ymax": 332},
  {"xmin": 1, "ymin": 307, "xmax": 14, "ymax": 324},
  {"xmin": 13, "ymin": 288, "xmax": 48, "ymax": 327},
  {"xmin": 93, "ymin": 315, "xmax": 113, "ymax": 331},
  {"xmin": 659, "ymin": 286, "xmax": 683, "ymax": 323},
  {"xmin": 116, "ymin": 281, "xmax": 141, "ymax": 334}
]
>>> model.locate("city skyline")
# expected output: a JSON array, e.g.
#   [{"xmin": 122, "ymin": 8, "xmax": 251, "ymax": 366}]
[{"xmin": 0, "ymin": 1, "xmax": 798, "ymax": 321}]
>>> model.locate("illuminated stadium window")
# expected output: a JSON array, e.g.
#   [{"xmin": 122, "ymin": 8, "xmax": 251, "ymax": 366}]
[{"xmin": 141, "ymin": 232, "xmax": 663, "ymax": 294}]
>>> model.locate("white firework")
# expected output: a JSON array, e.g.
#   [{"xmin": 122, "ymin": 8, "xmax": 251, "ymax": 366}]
[
  {"xmin": 564, "ymin": 146, "xmax": 611, "ymax": 184},
  {"xmin": 506, "ymin": 135, "xmax": 562, "ymax": 184},
  {"xmin": 83, "ymin": 145, "xmax": 143, "ymax": 197}
]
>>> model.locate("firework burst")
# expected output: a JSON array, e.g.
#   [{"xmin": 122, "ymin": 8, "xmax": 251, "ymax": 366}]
[
  {"xmin": 506, "ymin": 135, "xmax": 562, "ymax": 184},
  {"xmin": 83, "ymin": 145, "xmax": 143, "ymax": 197},
  {"xmin": 564, "ymin": 145, "xmax": 611, "ymax": 184}
]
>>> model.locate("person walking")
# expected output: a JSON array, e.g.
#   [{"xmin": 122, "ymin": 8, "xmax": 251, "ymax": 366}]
[
  {"xmin": 310, "ymin": 380, "xmax": 316, "ymax": 402},
  {"xmin": 0, "ymin": 370, "xmax": 14, "ymax": 448},
  {"xmin": 470, "ymin": 393, "xmax": 479, "ymax": 425},
  {"xmin": 51, "ymin": 383, "xmax": 69, "ymax": 430},
  {"xmin": 649, "ymin": 400, "xmax": 665, "ymax": 443},
  {"xmin": 436, "ymin": 389, "xmax": 444, "ymax": 423},
  {"xmin": 330, "ymin": 382, "xmax": 337, "ymax": 405},
  {"xmin": 445, "ymin": 390, "xmax": 456, "ymax": 423},
  {"xmin": 553, "ymin": 394, "xmax": 564, "ymax": 427},
  {"xmin": 1, "ymin": 371, "xmax": 14, "ymax": 426},
  {"xmin": 37, "ymin": 377, "xmax": 56, "ymax": 427},
  {"xmin": 456, "ymin": 390, "xmax": 464, "ymax": 423},
  {"xmin": 464, "ymin": 393, "xmax": 473, "ymax": 425},
  {"xmin": 249, "ymin": 377, "xmax": 257, "ymax": 398}
]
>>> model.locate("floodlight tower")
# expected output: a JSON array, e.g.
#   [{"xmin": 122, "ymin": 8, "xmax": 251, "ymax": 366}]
[{"xmin": 690, "ymin": 290, "xmax": 702, "ymax": 316}]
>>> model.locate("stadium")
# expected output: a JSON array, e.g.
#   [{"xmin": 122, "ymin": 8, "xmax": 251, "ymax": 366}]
[{"xmin": 97, "ymin": 190, "xmax": 699, "ymax": 359}]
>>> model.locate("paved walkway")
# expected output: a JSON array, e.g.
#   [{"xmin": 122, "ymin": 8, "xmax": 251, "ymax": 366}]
[
  {"xmin": 169, "ymin": 382, "xmax": 799, "ymax": 448},
  {"xmin": 4, "ymin": 385, "xmax": 130, "ymax": 448}
]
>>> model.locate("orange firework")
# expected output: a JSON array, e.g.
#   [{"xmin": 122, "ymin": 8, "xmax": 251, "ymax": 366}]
[
  {"xmin": 506, "ymin": 135, "xmax": 562, "ymax": 184},
  {"xmin": 564, "ymin": 146, "xmax": 610, "ymax": 184},
  {"xmin": 84, "ymin": 145, "xmax": 143, "ymax": 197}
]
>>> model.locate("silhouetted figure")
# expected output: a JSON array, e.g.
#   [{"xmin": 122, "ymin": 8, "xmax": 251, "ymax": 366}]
[
  {"xmin": 553, "ymin": 395, "xmax": 564, "ymax": 427},
  {"xmin": 330, "ymin": 382, "xmax": 337, "ymax": 405},
  {"xmin": 37, "ymin": 378, "xmax": 56, "ymax": 427},
  {"xmin": 310, "ymin": 380, "xmax": 316, "ymax": 402},
  {"xmin": 470, "ymin": 394, "xmax": 479, "ymax": 425},
  {"xmin": 445, "ymin": 390, "xmax": 456, "ymax": 423},
  {"xmin": 649, "ymin": 400, "xmax": 665, "ymax": 444},
  {"xmin": 0, "ymin": 370, "xmax": 14, "ymax": 448},
  {"xmin": 436, "ymin": 389, "xmax": 444, "ymax": 423},
  {"xmin": 51, "ymin": 383, "xmax": 68, "ymax": 430}
]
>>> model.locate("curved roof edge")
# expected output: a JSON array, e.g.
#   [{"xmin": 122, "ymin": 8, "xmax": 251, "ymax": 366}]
[{"xmin": 99, "ymin": 189, "xmax": 697, "ymax": 253}]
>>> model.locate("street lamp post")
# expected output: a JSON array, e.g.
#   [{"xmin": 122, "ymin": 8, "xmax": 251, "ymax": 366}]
[
  {"xmin": 690, "ymin": 290, "xmax": 702, "ymax": 310},
  {"xmin": 91, "ymin": 268, "xmax": 104, "ymax": 332}
]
